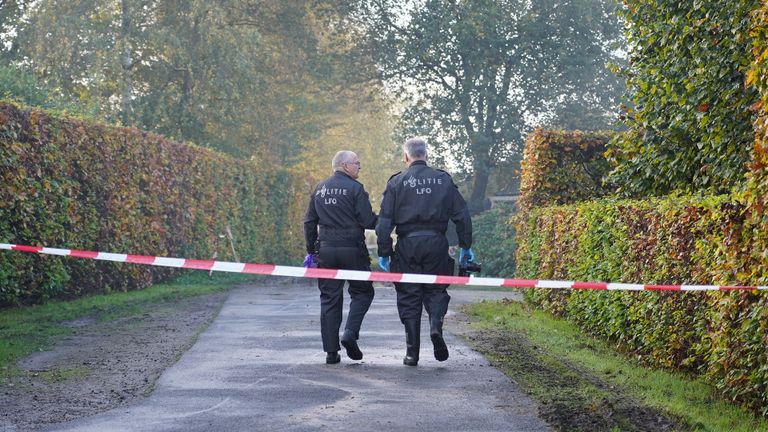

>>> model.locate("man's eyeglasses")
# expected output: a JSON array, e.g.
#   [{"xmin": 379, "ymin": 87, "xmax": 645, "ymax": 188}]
[{"xmin": 345, "ymin": 161, "xmax": 361, "ymax": 166}]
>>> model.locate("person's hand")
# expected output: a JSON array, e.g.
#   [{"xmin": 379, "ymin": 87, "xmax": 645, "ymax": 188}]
[
  {"xmin": 378, "ymin": 256, "xmax": 390, "ymax": 272},
  {"xmin": 459, "ymin": 248, "xmax": 475, "ymax": 263},
  {"xmin": 303, "ymin": 253, "xmax": 318, "ymax": 268}
]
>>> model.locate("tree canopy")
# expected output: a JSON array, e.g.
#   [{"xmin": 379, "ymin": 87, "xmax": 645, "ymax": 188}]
[
  {"xmin": 1, "ymin": 0, "xmax": 391, "ymax": 164},
  {"xmin": 353, "ymin": 0, "xmax": 625, "ymax": 212}
]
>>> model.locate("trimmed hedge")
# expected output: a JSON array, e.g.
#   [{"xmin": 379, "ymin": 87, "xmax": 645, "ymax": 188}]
[
  {"xmin": 508, "ymin": 0, "xmax": 768, "ymax": 417},
  {"xmin": 607, "ymin": 0, "xmax": 759, "ymax": 197},
  {"xmin": 742, "ymin": 3, "xmax": 768, "ymax": 288},
  {"xmin": 517, "ymin": 129, "xmax": 613, "ymax": 211},
  {"xmin": 515, "ymin": 194, "xmax": 768, "ymax": 415},
  {"xmin": 0, "ymin": 102, "xmax": 300, "ymax": 306}
]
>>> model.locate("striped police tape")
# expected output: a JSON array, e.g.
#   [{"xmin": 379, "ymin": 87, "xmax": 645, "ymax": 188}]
[{"xmin": 1, "ymin": 243, "xmax": 766, "ymax": 291}]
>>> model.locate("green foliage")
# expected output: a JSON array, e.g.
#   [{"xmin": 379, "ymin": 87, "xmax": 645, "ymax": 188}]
[
  {"xmin": 517, "ymin": 128, "xmax": 614, "ymax": 211},
  {"xmin": 0, "ymin": 66, "xmax": 100, "ymax": 117},
  {"xmin": 5, "ymin": 0, "xmax": 384, "ymax": 163},
  {"xmin": 740, "ymin": 3, "xmax": 768, "ymax": 289},
  {"xmin": 515, "ymin": 193, "xmax": 768, "ymax": 416},
  {"xmin": 0, "ymin": 102, "xmax": 300, "ymax": 307},
  {"xmin": 607, "ymin": 0, "xmax": 760, "ymax": 197},
  {"xmin": 507, "ymin": 1, "xmax": 768, "ymax": 416},
  {"xmin": 471, "ymin": 203, "xmax": 517, "ymax": 277}
]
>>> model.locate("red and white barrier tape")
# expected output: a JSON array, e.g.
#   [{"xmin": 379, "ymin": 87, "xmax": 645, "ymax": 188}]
[{"xmin": 1, "ymin": 243, "xmax": 766, "ymax": 291}]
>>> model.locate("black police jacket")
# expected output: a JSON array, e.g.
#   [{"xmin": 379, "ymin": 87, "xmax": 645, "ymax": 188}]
[
  {"xmin": 304, "ymin": 171, "xmax": 377, "ymax": 253},
  {"xmin": 376, "ymin": 160, "xmax": 472, "ymax": 257}
]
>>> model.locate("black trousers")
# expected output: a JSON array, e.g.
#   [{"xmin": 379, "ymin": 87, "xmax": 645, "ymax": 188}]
[
  {"xmin": 391, "ymin": 235, "xmax": 453, "ymax": 323},
  {"xmin": 317, "ymin": 245, "xmax": 375, "ymax": 353}
]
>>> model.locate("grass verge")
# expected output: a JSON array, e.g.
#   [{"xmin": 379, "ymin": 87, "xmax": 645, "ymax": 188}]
[
  {"xmin": 464, "ymin": 299, "xmax": 768, "ymax": 432},
  {"xmin": 0, "ymin": 271, "xmax": 259, "ymax": 379}
]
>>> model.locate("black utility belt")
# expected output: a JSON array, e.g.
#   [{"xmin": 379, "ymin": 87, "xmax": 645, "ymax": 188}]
[{"xmin": 401, "ymin": 230, "xmax": 441, "ymax": 238}]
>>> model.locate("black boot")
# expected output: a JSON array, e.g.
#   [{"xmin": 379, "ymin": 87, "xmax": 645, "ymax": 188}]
[
  {"xmin": 326, "ymin": 351, "xmax": 341, "ymax": 364},
  {"xmin": 430, "ymin": 315, "xmax": 449, "ymax": 362},
  {"xmin": 403, "ymin": 319, "xmax": 420, "ymax": 366},
  {"xmin": 341, "ymin": 329, "xmax": 363, "ymax": 360}
]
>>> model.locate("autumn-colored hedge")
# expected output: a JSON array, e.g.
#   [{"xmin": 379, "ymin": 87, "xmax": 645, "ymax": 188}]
[
  {"xmin": 0, "ymin": 103, "xmax": 300, "ymax": 306},
  {"xmin": 515, "ymin": 194, "xmax": 768, "ymax": 415},
  {"xmin": 507, "ymin": 1, "xmax": 768, "ymax": 417},
  {"xmin": 517, "ymin": 129, "xmax": 613, "ymax": 211},
  {"xmin": 742, "ymin": 4, "xmax": 768, "ymax": 288}
]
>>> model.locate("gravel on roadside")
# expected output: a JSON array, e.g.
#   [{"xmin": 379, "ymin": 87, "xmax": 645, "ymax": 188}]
[{"xmin": 0, "ymin": 290, "xmax": 229, "ymax": 432}]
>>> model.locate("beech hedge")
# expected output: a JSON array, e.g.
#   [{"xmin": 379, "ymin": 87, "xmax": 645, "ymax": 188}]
[
  {"xmin": 509, "ymin": 0, "xmax": 768, "ymax": 416},
  {"xmin": 517, "ymin": 128, "xmax": 613, "ymax": 212},
  {"xmin": 0, "ymin": 102, "xmax": 300, "ymax": 306},
  {"xmin": 515, "ymin": 194, "xmax": 768, "ymax": 415},
  {"xmin": 606, "ymin": 0, "xmax": 759, "ymax": 197}
]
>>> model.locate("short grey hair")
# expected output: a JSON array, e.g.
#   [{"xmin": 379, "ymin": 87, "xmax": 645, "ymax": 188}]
[
  {"xmin": 332, "ymin": 150, "xmax": 357, "ymax": 171},
  {"xmin": 403, "ymin": 137, "xmax": 427, "ymax": 159}
]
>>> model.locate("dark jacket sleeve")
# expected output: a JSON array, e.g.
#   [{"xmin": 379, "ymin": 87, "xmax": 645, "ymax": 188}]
[
  {"xmin": 375, "ymin": 182, "xmax": 396, "ymax": 257},
  {"xmin": 449, "ymin": 182, "xmax": 472, "ymax": 249},
  {"xmin": 355, "ymin": 187, "xmax": 378, "ymax": 229},
  {"xmin": 303, "ymin": 191, "xmax": 319, "ymax": 254}
]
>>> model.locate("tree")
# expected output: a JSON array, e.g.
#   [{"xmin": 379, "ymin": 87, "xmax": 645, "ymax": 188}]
[
  {"xmin": 8, "ymin": 0, "xmax": 390, "ymax": 163},
  {"xmin": 0, "ymin": 65, "xmax": 99, "ymax": 115},
  {"xmin": 355, "ymin": 0, "xmax": 625, "ymax": 213},
  {"xmin": 0, "ymin": 0, "xmax": 35, "ymax": 61}
]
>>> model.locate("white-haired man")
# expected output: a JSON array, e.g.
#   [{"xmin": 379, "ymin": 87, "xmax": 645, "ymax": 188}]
[{"xmin": 304, "ymin": 151, "xmax": 378, "ymax": 364}]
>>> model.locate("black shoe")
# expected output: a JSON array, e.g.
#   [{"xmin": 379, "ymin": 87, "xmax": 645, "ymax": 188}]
[
  {"xmin": 325, "ymin": 352, "xmax": 341, "ymax": 364},
  {"xmin": 431, "ymin": 332, "xmax": 449, "ymax": 362},
  {"xmin": 341, "ymin": 330, "xmax": 363, "ymax": 360}
]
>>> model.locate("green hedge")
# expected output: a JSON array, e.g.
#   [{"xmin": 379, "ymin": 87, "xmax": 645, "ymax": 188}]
[
  {"xmin": 508, "ymin": 0, "xmax": 768, "ymax": 417},
  {"xmin": 607, "ymin": 0, "xmax": 759, "ymax": 197},
  {"xmin": 0, "ymin": 102, "xmax": 300, "ymax": 306},
  {"xmin": 515, "ymin": 194, "xmax": 768, "ymax": 415}
]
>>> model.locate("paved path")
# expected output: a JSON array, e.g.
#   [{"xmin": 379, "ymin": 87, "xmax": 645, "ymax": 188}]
[{"xmin": 49, "ymin": 280, "xmax": 551, "ymax": 431}]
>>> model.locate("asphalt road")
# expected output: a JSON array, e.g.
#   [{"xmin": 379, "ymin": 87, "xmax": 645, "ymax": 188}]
[{"xmin": 48, "ymin": 280, "xmax": 551, "ymax": 432}]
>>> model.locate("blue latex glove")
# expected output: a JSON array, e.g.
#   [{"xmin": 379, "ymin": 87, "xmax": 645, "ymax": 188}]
[
  {"xmin": 303, "ymin": 253, "xmax": 318, "ymax": 268},
  {"xmin": 459, "ymin": 248, "xmax": 475, "ymax": 264},
  {"xmin": 378, "ymin": 256, "xmax": 390, "ymax": 272}
]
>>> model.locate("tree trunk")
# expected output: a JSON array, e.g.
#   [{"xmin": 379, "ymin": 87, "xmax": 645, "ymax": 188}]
[
  {"xmin": 120, "ymin": 0, "xmax": 133, "ymax": 125},
  {"xmin": 468, "ymin": 164, "xmax": 490, "ymax": 216},
  {"xmin": 467, "ymin": 134, "xmax": 492, "ymax": 215}
]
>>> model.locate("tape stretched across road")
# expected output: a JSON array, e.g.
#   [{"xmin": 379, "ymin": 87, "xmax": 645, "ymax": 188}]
[{"xmin": 1, "ymin": 243, "xmax": 766, "ymax": 291}]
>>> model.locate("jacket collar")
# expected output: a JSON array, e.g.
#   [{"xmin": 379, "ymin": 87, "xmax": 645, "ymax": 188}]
[{"xmin": 334, "ymin": 170, "xmax": 356, "ymax": 181}]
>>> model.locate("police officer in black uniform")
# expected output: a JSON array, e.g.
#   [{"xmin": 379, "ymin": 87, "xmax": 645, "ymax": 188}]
[
  {"xmin": 376, "ymin": 137, "xmax": 473, "ymax": 366},
  {"xmin": 304, "ymin": 150, "xmax": 378, "ymax": 364}
]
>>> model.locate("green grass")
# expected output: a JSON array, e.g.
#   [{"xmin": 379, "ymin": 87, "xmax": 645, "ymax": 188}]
[
  {"xmin": 0, "ymin": 271, "xmax": 259, "ymax": 378},
  {"xmin": 466, "ymin": 300, "xmax": 768, "ymax": 432}
]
